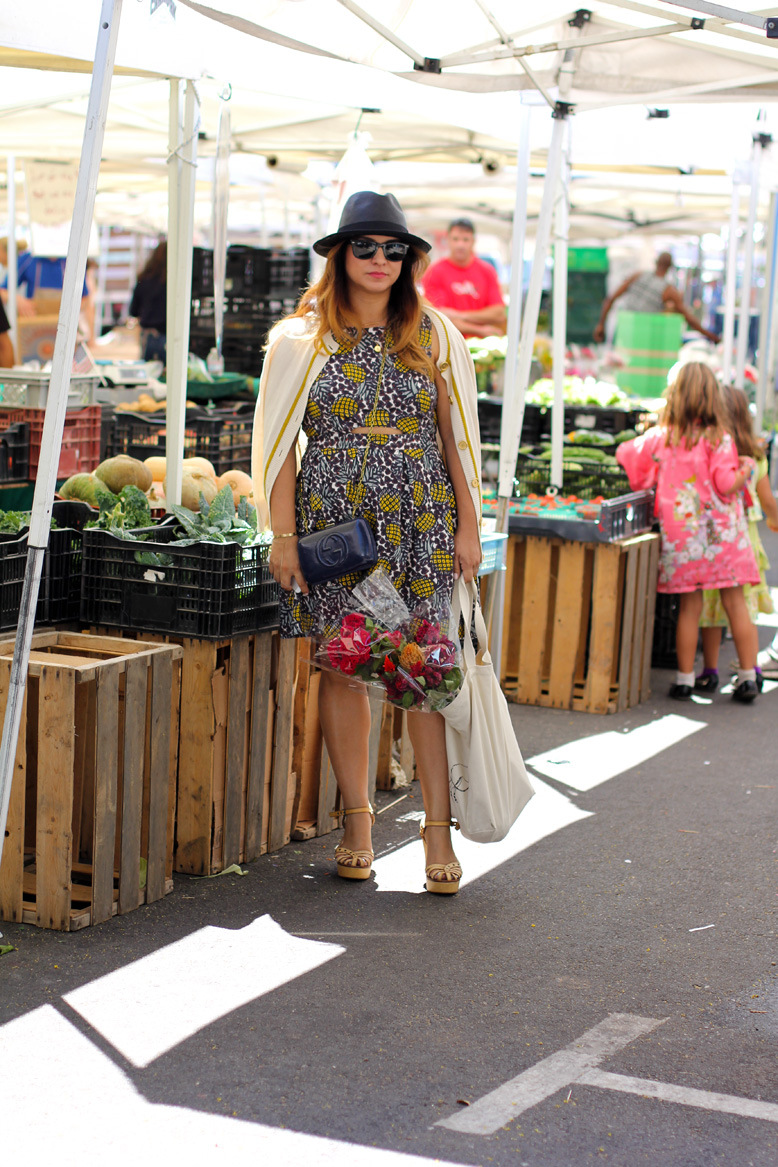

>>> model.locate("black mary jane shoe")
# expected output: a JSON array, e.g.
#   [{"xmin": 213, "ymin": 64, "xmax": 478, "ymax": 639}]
[
  {"xmin": 668, "ymin": 683, "xmax": 693, "ymax": 701},
  {"xmin": 694, "ymin": 672, "xmax": 719, "ymax": 693},
  {"xmin": 731, "ymin": 679, "xmax": 759, "ymax": 703}
]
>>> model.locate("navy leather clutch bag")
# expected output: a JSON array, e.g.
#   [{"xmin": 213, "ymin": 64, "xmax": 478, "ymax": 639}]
[{"xmin": 297, "ymin": 518, "xmax": 377, "ymax": 585}]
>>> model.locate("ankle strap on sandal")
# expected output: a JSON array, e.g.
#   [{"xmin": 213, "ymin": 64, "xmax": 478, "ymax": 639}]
[
  {"xmin": 330, "ymin": 805, "xmax": 375, "ymax": 824},
  {"xmin": 420, "ymin": 818, "xmax": 460, "ymax": 836}
]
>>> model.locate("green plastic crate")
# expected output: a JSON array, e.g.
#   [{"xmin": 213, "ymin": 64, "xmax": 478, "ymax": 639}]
[{"xmin": 614, "ymin": 311, "xmax": 683, "ymax": 398}]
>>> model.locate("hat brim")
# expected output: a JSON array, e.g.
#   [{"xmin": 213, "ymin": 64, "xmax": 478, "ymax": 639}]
[{"xmin": 313, "ymin": 223, "xmax": 431, "ymax": 257}]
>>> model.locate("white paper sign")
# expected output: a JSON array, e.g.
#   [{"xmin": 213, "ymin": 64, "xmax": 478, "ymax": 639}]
[{"xmin": 25, "ymin": 160, "xmax": 79, "ymax": 227}]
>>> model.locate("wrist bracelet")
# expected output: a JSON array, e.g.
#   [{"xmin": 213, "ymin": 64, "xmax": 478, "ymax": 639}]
[{"xmin": 273, "ymin": 532, "xmax": 298, "ymax": 539}]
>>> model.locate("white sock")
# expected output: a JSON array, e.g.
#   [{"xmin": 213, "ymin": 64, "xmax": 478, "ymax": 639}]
[
  {"xmin": 676, "ymin": 670, "xmax": 695, "ymax": 686},
  {"xmin": 737, "ymin": 668, "xmax": 756, "ymax": 684}
]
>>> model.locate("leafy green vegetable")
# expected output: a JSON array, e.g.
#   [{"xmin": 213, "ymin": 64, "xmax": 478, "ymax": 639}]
[
  {"xmin": 86, "ymin": 484, "xmax": 152, "ymax": 536},
  {"xmin": 168, "ymin": 486, "xmax": 258, "ymax": 546},
  {"xmin": 0, "ymin": 510, "xmax": 58, "ymax": 534}
]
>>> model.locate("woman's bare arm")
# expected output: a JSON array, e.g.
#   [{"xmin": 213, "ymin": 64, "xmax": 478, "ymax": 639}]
[{"xmin": 268, "ymin": 444, "xmax": 309, "ymax": 594}]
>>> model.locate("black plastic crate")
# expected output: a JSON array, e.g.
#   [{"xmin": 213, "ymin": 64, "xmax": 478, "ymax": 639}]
[
  {"xmin": 652, "ymin": 591, "xmax": 678, "ymax": 669},
  {"xmin": 515, "ymin": 451, "xmax": 632, "ymax": 500},
  {"xmin": 80, "ymin": 526, "xmax": 278, "ymax": 639},
  {"xmin": 537, "ymin": 404, "xmax": 644, "ymax": 439},
  {"xmin": 109, "ymin": 406, "xmax": 254, "ymax": 475},
  {"xmin": 191, "ymin": 247, "xmax": 214, "ymax": 297},
  {"xmin": 267, "ymin": 248, "xmax": 310, "ymax": 295},
  {"xmin": 507, "ymin": 489, "xmax": 654, "ymax": 543},
  {"xmin": 0, "ymin": 421, "xmax": 29, "ymax": 482},
  {"xmin": 0, "ymin": 499, "xmax": 95, "ymax": 631},
  {"xmin": 476, "ymin": 399, "xmax": 545, "ymax": 445}
]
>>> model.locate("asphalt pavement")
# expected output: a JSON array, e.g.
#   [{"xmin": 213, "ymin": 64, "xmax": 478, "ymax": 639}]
[{"xmin": 2, "ymin": 533, "xmax": 778, "ymax": 1167}]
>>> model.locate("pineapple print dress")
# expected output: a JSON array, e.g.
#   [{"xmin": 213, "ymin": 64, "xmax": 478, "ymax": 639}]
[{"xmin": 279, "ymin": 318, "xmax": 457, "ymax": 638}]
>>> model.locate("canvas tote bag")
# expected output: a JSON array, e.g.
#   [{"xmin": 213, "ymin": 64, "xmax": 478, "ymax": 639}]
[{"xmin": 441, "ymin": 577, "xmax": 534, "ymax": 843}]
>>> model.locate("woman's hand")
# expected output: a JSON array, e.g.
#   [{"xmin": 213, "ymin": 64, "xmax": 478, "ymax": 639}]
[
  {"xmin": 269, "ymin": 536, "xmax": 309, "ymax": 595},
  {"xmin": 453, "ymin": 527, "xmax": 482, "ymax": 584}
]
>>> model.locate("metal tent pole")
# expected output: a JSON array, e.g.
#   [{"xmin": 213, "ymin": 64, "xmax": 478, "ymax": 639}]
[
  {"xmin": 497, "ymin": 111, "xmax": 567, "ymax": 503},
  {"xmin": 721, "ymin": 177, "xmax": 741, "ymax": 384},
  {"xmin": 755, "ymin": 190, "xmax": 778, "ymax": 428},
  {"xmin": 212, "ymin": 101, "xmax": 231, "ymax": 371},
  {"xmin": 0, "ymin": 0, "xmax": 123, "ymax": 872},
  {"xmin": 483, "ymin": 103, "xmax": 530, "ymax": 657},
  {"xmin": 165, "ymin": 80, "xmax": 199, "ymax": 509},
  {"xmin": 735, "ymin": 135, "xmax": 770, "ymax": 390},
  {"xmin": 551, "ymin": 137, "xmax": 571, "ymax": 491},
  {"xmin": 6, "ymin": 155, "xmax": 17, "ymax": 353}
]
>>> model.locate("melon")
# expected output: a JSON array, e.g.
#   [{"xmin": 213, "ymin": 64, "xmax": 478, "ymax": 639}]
[
  {"xmin": 182, "ymin": 456, "xmax": 217, "ymax": 479},
  {"xmin": 217, "ymin": 469, "xmax": 254, "ymax": 507},
  {"xmin": 173, "ymin": 471, "xmax": 219, "ymax": 512},
  {"xmin": 94, "ymin": 455, "xmax": 152, "ymax": 493},
  {"xmin": 144, "ymin": 455, "xmax": 167, "ymax": 481}
]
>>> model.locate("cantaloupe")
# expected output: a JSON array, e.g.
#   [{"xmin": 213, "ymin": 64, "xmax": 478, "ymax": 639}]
[
  {"xmin": 217, "ymin": 469, "xmax": 254, "ymax": 507},
  {"xmin": 182, "ymin": 456, "xmax": 217, "ymax": 479},
  {"xmin": 144, "ymin": 455, "xmax": 167, "ymax": 481}
]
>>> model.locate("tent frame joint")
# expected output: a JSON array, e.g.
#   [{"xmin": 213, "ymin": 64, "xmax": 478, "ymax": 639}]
[
  {"xmin": 413, "ymin": 56, "xmax": 442, "ymax": 74},
  {"xmin": 552, "ymin": 100, "xmax": 575, "ymax": 120},
  {"xmin": 568, "ymin": 9, "xmax": 592, "ymax": 28}
]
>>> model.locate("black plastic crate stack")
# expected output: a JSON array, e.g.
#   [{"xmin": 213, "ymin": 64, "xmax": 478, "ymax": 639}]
[
  {"xmin": 0, "ymin": 500, "xmax": 94, "ymax": 631},
  {"xmin": 476, "ymin": 399, "xmax": 551, "ymax": 448},
  {"xmin": 0, "ymin": 421, "xmax": 29, "ymax": 482},
  {"xmin": 515, "ymin": 448, "xmax": 632, "ymax": 500},
  {"xmin": 190, "ymin": 245, "xmax": 310, "ymax": 374},
  {"xmin": 80, "ymin": 525, "xmax": 278, "ymax": 639},
  {"xmin": 538, "ymin": 405, "xmax": 645, "ymax": 440},
  {"xmin": 109, "ymin": 404, "xmax": 254, "ymax": 476}
]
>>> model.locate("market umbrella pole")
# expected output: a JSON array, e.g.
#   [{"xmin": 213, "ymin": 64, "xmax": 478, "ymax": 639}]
[
  {"xmin": 212, "ymin": 99, "xmax": 231, "ymax": 371},
  {"xmin": 6, "ymin": 155, "xmax": 18, "ymax": 351},
  {"xmin": 0, "ymin": 0, "xmax": 123, "ymax": 870},
  {"xmin": 550, "ymin": 142, "xmax": 571, "ymax": 491},
  {"xmin": 755, "ymin": 190, "xmax": 778, "ymax": 429},
  {"xmin": 735, "ymin": 133, "xmax": 769, "ymax": 391}
]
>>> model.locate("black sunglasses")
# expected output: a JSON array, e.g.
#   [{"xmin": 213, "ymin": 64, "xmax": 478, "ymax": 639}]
[{"xmin": 349, "ymin": 238, "xmax": 409, "ymax": 262}]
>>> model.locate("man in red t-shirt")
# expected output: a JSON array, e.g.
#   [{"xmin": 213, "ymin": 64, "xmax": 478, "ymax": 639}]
[{"xmin": 421, "ymin": 218, "xmax": 506, "ymax": 338}]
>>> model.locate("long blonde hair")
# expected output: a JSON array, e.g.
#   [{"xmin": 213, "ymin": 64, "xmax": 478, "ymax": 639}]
[
  {"xmin": 288, "ymin": 241, "xmax": 435, "ymax": 378},
  {"xmin": 664, "ymin": 362, "xmax": 728, "ymax": 449}
]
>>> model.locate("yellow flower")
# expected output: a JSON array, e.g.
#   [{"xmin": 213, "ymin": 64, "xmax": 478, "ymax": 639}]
[{"xmin": 399, "ymin": 642, "xmax": 425, "ymax": 670}]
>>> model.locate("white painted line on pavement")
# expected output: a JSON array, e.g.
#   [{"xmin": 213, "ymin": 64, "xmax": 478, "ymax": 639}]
[
  {"xmin": 1, "ymin": 1006, "xmax": 464, "ymax": 1167},
  {"xmin": 64, "ymin": 915, "xmax": 343, "ymax": 1068},
  {"xmin": 437, "ymin": 1013, "xmax": 665, "ymax": 1135},
  {"xmin": 578, "ymin": 1068, "xmax": 778, "ymax": 1124},
  {"xmin": 372, "ymin": 777, "xmax": 590, "ymax": 894},
  {"xmin": 527, "ymin": 714, "xmax": 706, "ymax": 792}
]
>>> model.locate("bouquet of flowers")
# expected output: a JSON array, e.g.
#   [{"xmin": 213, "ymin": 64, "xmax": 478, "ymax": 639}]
[{"xmin": 316, "ymin": 570, "xmax": 463, "ymax": 712}]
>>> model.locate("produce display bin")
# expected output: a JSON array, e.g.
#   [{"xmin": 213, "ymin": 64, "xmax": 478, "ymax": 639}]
[
  {"xmin": 0, "ymin": 404, "xmax": 102, "ymax": 479},
  {"xmin": 506, "ymin": 489, "xmax": 655, "ymax": 544},
  {"xmin": 81, "ymin": 526, "xmax": 279, "ymax": 640},
  {"xmin": 0, "ymin": 499, "xmax": 95, "ymax": 631},
  {"xmin": 0, "ymin": 370, "xmax": 101, "ymax": 409},
  {"xmin": 477, "ymin": 398, "xmax": 545, "ymax": 446},
  {"xmin": 501, "ymin": 531, "xmax": 660, "ymax": 714},
  {"xmin": 479, "ymin": 531, "xmax": 508, "ymax": 575},
  {"xmin": 0, "ymin": 632, "xmax": 182, "ymax": 931},
  {"xmin": 536, "ymin": 404, "xmax": 644, "ymax": 438},
  {"xmin": 614, "ymin": 311, "xmax": 684, "ymax": 398},
  {"xmin": 108, "ymin": 404, "xmax": 254, "ymax": 475},
  {"xmin": 0, "ymin": 421, "xmax": 29, "ymax": 483},
  {"xmin": 515, "ymin": 451, "xmax": 632, "ymax": 500}
]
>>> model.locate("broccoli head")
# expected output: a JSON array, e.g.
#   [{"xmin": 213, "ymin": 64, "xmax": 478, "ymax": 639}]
[{"xmin": 119, "ymin": 485, "xmax": 152, "ymax": 530}]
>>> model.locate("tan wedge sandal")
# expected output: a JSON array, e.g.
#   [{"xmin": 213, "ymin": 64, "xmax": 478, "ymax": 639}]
[
  {"xmin": 420, "ymin": 819, "xmax": 462, "ymax": 895},
  {"xmin": 331, "ymin": 805, "xmax": 376, "ymax": 880}
]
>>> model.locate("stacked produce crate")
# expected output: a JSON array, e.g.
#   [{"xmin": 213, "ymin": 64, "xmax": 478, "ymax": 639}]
[
  {"xmin": 614, "ymin": 311, "xmax": 684, "ymax": 399},
  {"xmin": 189, "ymin": 244, "xmax": 310, "ymax": 375}
]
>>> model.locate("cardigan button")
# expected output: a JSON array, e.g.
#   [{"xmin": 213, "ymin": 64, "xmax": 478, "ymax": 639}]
[
  {"xmin": 471, "ymin": 477, "xmax": 479, "ymax": 488},
  {"xmin": 448, "ymin": 395, "xmax": 454, "ymax": 404},
  {"xmin": 439, "ymin": 360, "xmax": 450, "ymax": 371},
  {"xmin": 458, "ymin": 440, "xmax": 467, "ymax": 450}
]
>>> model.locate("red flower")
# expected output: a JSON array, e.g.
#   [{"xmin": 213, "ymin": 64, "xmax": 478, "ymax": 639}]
[
  {"xmin": 341, "ymin": 612, "xmax": 367, "ymax": 633},
  {"xmin": 384, "ymin": 658, "xmax": 397, "ymax": 673}
]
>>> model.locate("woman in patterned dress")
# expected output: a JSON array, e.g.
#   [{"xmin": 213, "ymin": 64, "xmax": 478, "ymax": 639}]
[{"xmin": 255, "ymin": 192, "xmax": 482, "ymax": 892}]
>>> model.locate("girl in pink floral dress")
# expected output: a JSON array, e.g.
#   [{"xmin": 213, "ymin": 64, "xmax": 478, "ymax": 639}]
[{"xmin": 617, "ymin": 363, "xmax": 760, "ymax": 703}]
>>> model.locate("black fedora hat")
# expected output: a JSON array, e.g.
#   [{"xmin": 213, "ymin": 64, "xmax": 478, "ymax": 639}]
[{"xmin": 313, "ymin": 191, "xmax": 430, "ymax": 257}]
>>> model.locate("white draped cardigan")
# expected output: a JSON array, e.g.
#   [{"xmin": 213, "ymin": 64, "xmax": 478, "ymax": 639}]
[{"xmin": 251, "ymin": 307, "xmax": 482, "ymax": 537}]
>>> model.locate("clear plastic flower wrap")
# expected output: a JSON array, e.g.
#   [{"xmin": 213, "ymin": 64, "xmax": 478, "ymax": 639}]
[{"xmin": 313, "ymin": 569, "xmax": 464, "ymax": 712}]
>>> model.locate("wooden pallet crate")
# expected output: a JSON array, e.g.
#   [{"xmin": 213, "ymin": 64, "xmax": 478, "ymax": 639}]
[
  {"xmin": 91, "ymin": 627, "xmax": 288, "ymax": 875},
  {"xmin": 500, "ymin": 532, "xmax": 660, "ymax": 714},
  {"xmin": 0, "ymin": 632, "xmax": 182, "ymax": 930}
]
